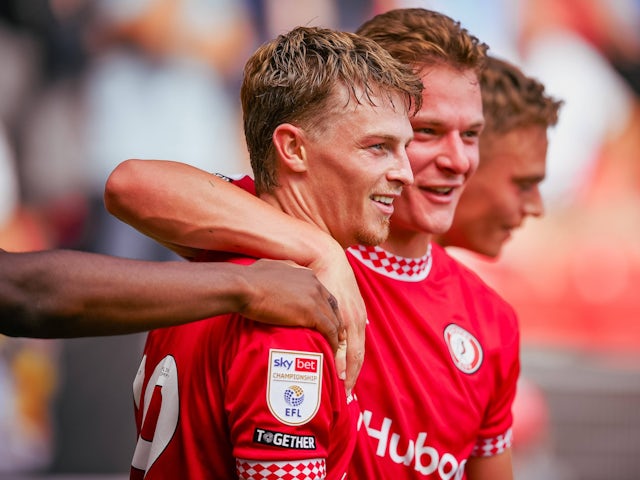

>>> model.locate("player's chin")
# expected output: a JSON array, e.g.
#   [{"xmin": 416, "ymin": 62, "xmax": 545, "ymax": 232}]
[
  {"xmin": 429, "ymin": 215, "xmax": 455, "ymax": 236},
  {"xmin": 356, "ymin": 217, "xmax": 390, "ymax": 247},
  {"xmin": 475, "ymin": 233, "xmax": 505, "ymax": 259},
  {"xmin": 479, "ymin": 244, "xmax": 502, "ymax": 259},
  {"xmin": 425, "ymin": 203, "xmax": 458, "ymax": 234}
]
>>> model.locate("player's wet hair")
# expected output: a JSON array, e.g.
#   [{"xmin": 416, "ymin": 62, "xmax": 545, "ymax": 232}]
[
  {"xmin": 356, "ymin": 8, "xmax": 488, "ymax": 77},
  {"xmin": 241, "ymin": 26, "xmax": 423, "ymax": 194},
  {"xmin": 480, "ymin": 55, "xmax": 563, "ymax": 135}
]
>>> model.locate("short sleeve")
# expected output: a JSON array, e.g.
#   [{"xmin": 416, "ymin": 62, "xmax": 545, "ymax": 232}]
[
  {"xmin": 224, "ymin": 320, "xmax": 355, "ymax": 477},
  {"xmin": 473, "ymin": 307, "xmax": 520, "ymax": 457}
]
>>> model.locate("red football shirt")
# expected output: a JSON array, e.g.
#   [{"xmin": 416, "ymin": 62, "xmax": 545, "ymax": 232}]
[
  {"xmin": 130, "ymin": 256, "xmax": 358, "ymax": 480},
  {"xmin": 347, "ymin": 244, "xmax": 519, "ymax": 479},
  {"xmin": 226, "ymin": 175, "xmax": 519, "ymax": 479}
]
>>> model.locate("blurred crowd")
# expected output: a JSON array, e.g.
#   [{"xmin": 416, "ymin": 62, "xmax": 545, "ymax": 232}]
[{"xmin": 0, "ymin": 0, "xmax": 638, "ymax": 477}]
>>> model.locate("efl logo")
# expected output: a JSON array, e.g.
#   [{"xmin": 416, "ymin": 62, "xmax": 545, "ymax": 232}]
[
  {"xmin": 268, "ymin": 349, "xmax": 323, "ymax": 426},
  {"xmin": 295, "ymin": 358, "xmax": 318, "ymax": 373}
]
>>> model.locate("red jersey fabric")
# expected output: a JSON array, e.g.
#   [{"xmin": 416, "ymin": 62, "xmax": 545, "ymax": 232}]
[
  {"xmin": 347, "ymin": 244, "xmax": 519, "ymax": 479},
  {"xmin": 130, "ymin": 256, "xmax": 357, "ymax": 480},
  {"xmin": 224, "ymin": 175, "xmax": 519, "ymax": 479}
]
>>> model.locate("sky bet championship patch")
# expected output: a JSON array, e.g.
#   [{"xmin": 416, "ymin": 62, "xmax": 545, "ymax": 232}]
[{"xmin": 267, "ymin": 349, "xmax": 322, "ymax": 426}]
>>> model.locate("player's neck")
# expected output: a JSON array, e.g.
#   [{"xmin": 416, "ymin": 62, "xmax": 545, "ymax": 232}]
[
  {"xmin": 381, "ymin": 231, "xmax": 432, "ymax": 258},
  {"xmin": 260, "ymin": 189, "xmax": 351, "ymax": 249}
]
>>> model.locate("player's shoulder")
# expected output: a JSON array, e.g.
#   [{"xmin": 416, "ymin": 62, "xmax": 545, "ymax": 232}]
[
  {"xmin": 147, "ymin": 311, "xmax": 236, "ymax": 346},
  {"xmin": 432, "ymin": 243, "xmax": 517, "ymax": 315},
  {"xmin": 242, "ymin": 323, "xmax": 332, "ymax": 355},
  {"xmin": 432, "ymin": 245, "xmax": 520, "ymax": 354},
  {"xmin": 216, "ymin": 172, "xmax": 256, "ymax": 195},
  {"xmin": 433, "ymin": 244, "xmax": 498, "ymax": 289}
]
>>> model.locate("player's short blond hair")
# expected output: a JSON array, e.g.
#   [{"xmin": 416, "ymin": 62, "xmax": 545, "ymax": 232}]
[{"xmin": 241, "ymin": 26, "xmax": 423, "ymax": 194}]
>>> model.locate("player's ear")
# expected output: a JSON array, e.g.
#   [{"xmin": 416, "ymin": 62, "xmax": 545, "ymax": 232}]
[{"xmin": 273, "ymin": 124, "xmax": 308, "ymax": 173}]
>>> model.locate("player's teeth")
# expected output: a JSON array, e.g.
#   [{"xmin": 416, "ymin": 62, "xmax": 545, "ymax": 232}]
[{"xmin": 372, "ymin": 195, "xmax": 392, "ymax": 205}]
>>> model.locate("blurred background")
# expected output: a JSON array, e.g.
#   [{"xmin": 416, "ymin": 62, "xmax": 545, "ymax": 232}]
[{"xmin": 0, "ymin": 0, "xmax": 638, "ymax": 479}]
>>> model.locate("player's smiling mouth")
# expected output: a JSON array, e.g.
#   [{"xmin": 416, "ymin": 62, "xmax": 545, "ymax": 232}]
[
  {"xmin": 421, "ymin": 186, "xmax": 454, "ymax": 195},
  {"xmin": 371, "ymin": 195, "xmax": 394, "ymax": 205}
]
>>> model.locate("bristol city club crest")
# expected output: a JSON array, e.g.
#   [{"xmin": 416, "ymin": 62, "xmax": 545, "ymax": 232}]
[
  {"xmin": 267, "ymin": 349, "xmax": 323, "ymax": 425},
  {"xmin": 443, "ymin": 324, "xmax": 483, "ymax": 374}
]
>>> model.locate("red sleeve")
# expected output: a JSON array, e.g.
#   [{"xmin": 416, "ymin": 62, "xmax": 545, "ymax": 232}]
[
  {"xmin": 230, "ymin": 175, "xmax": 257, "ymax": 196},
  {"xmin": 473, "ymin": 305, "xmax": 520, "ymax": 457},
  {"xmin": 214, "ymin": 172, "xmax": 256, "ymax": 195},
  {"xmin": 224, "ymin": 321, "xmax": 356, "ymax": 478}
]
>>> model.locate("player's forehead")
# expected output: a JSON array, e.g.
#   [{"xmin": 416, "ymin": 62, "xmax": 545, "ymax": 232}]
[
  {"xmin": 327, "ymin": 82, "xmax": 411, "ymax": 116},
  {"xmin": 317, "ymin": 84, "xmax": 413, "ymax": 137},
  {"xmin": 413, "ymin": 65, "xmax": 483, "ymax": 129},
  {"xmin": 481, "ymin": 127, "xmax": 547, "ymax": 177}
]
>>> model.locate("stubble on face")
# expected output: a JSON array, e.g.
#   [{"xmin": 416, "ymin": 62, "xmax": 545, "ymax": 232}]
[
  {"xmin": 354, "ymin": 216, "xmax": 391, "ymax": 247},
  {"xmin": 309, "ymin": 87, "xmax": 412, "ymax": 249}
]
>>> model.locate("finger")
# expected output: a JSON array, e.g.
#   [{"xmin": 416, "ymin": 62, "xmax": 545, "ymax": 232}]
[
  {"xmin": 326, "ymin": 293, "xmax": 347, "ymax": 381},
  {"xmin": 343, "ymin": 316, "xmax": 366, "ymax": 393},
  {"xmin": 318, "ymin": 313, "xmax": 340, "ymax": 355},
  {"xmin": 312, "ymin": 292, "xmax": 342, "ymax": 355},
  {"xmin": 334, "ymin": 335, "xmax": 347, "ymax": 384},
  {"xmin": 327, "ymin": 293, "xmax": 339, "ymax": 312}
]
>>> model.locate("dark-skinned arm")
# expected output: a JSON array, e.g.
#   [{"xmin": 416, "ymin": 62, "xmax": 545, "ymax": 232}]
[{"xmin": 0, "ymin": 249, "xmax": 341, "ymax": 342}]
